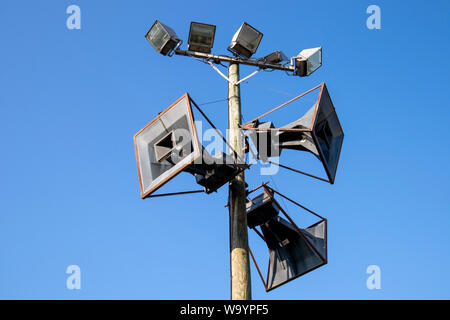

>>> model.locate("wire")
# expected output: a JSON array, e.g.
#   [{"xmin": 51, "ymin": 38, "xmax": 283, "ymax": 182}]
[
  {"xmin": 244, "ymin": 82, "xmax": 320, "ymax": 112},
  {"xmin": 269, "ymin": 175, "xmax": 292, "ymax": 218},
  {"xmin": 196, "ymin": 57, "xmax": 211, "ymax": 65},
  {"xmin": 197, "ymin": 98, "xmax": 229, "ymax": 106},
  {"xmin": 183, "ymin": 50, "xmax": 213, "ymax": 67},
  {"xmin": 241, "ymin": 113, "xmax": 294, "ymax": 219},
  {"xmin": 218, "ymin": 61, "xmax": 228, "ymax": 68}
]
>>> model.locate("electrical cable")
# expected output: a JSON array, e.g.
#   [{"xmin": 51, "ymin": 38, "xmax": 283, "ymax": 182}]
[{"xmin": 197, "ymin": 98, "xmax": 229, "ymax": 106}]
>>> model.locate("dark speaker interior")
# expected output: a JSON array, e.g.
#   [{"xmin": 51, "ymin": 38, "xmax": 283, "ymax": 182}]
[
  {"xmin": 154, "ymin": 131, "xmax": 175, "ymax": 163},
  {"xmin": 261, "ymin": 217, "xmax": 326, "ymax": 290},
  {"xmin": 148, "ymin": 114, "xmax": 194, "ymax": 182},
  {"xmin": 246, "ymin": 190, "xmax": 280, "ymax": 228},
  {"xmin": 313, "ymin": 85, "xmax": 344, "ymax": 182}
]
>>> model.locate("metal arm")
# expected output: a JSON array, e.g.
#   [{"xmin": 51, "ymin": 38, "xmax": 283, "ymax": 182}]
[{"xmin": 174, "ymin": 49, "xmax": 295, "ymax": 73}]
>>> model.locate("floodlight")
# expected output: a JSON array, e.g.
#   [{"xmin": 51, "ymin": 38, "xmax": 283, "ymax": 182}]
[
  {"xmin": 247, "ymin": 83, "xmax": 344, "ymax": 184},
  {"xmin": 188, "ymin": 22, "xmax": 216, "ymax": 53},
  {"xmin": 258, "ymin": 51, "xmax": 289, "ymax": 64},
  {"xmin": 134, "ymin": 93, "xmax": 240, "ymax": 198},
  {"xmin": 247, "ymin": 187, "xmax": 327, "ymax": 291},
  {"xmin": 293, "ymin": 47, "xmax": 322, "ymax": 76},
  {"xmin": 228, "ymin": 22, "xmax": 263, "ymax": 59},
  {"xmin": 145, "ymin": 20, "xmax": 181, "ymax": 56}
]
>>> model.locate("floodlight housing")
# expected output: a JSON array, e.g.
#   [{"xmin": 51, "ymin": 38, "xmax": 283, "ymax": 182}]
[
  {"xmin": 258, "ymin": 51, "xmax": 289, "ymax": 64},
  {"xmin": 145, "ymin": 20, "xmax": 181, "ymax": 56},
  {"xmin": 228, "ymin": 22, "xmax": 263, "ymax": 59},
  {"xmin": 188, "ymin": 22, "xmax": 216, "ymax": 53},
  {"xmin": 293, "ymin": 47, "xmax": 322, "ymax": 77}
]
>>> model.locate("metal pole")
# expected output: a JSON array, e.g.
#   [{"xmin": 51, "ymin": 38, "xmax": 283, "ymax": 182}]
[{"xmin": 228, "ymin": 62, "xmax": 251, "ymax": 300}]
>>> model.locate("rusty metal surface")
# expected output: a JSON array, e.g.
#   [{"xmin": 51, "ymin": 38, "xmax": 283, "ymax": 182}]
[
  {"xmin": 134, "ymin": 93, "xmax": 202, "ymax": 199},
  {"xmin": 134, "ymin": 93, "xmax": 247, "ymax": 199},
  {"xmin": 242, "ymin": 83, "xmax": 324, "ymax": 126},
  {"xmin": 147, "ymin": 190, "xmax": 205, "ymax": 198},
  {"xmin": 241, "ymin": 83, "xmax": 344, "ymax": 184}
]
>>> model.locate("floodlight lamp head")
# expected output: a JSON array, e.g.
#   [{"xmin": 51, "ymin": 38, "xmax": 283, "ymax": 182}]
[
  {"xmin": 188, "ymin": 22, "xmax": 216, "ymax": 53},
  {"xmin": 145, "ymin": 20, "xmax": 181, "ymax": 56},
  {"xmin": 293, "ymin": 47, "xmax": 322, "ymax": 77},
  {"xmin": 258, "ymin": 51, "xmax": 289, "ymax": 64},
  {"xmin": 228, "ymin": 22, "xmax": 263, "ymax": 59}
]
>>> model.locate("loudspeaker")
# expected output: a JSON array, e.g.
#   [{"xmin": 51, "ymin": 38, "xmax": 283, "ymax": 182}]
[
  {"xmin": 247, "ymin": 188, "xmax": 327, "ymax": 291},
  {"xmin": 261, "ymin": 217, "xmax": 326, "ymax": 291},
  {"xmin": 247, "ymin": 83, "xmax": 344, "ymax": 184},
  {"xmin": 246, "ymin": 188, "xmax": 280, "ymax": 228},
  {"xmin": 134, "ymin": 93, "xmax": 240, "ymax": 198}
]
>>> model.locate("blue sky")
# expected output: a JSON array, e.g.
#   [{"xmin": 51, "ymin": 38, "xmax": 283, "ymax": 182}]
[{"xmin": 0, "ymin": 0, "xmax": 449, "ymax": 299}]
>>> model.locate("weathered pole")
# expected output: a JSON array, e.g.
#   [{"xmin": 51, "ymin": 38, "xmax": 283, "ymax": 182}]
[{"xmin": 228, "ymin": 62, "xmax": 251, "ymax": 300}]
